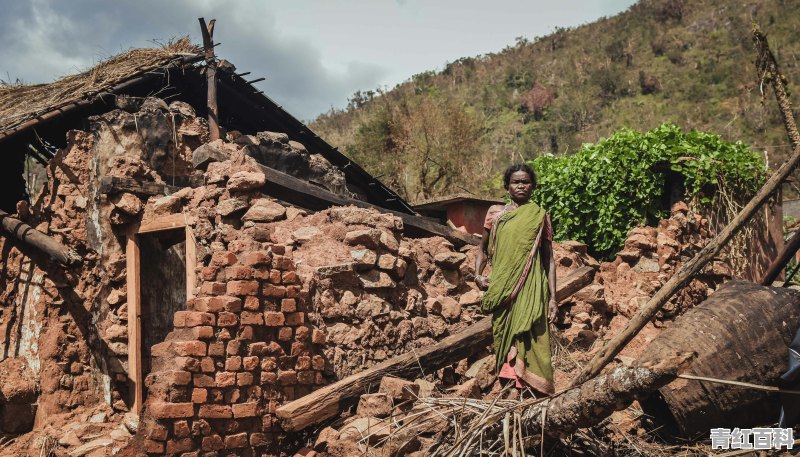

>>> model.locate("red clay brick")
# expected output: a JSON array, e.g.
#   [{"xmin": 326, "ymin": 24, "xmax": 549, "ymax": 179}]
[
  {"xmin": 240, "ymin": 311, "xmax": 264, "ymax": 325},
  {"xmin": 273, "ymin": 256, "xmax": 294, "ymax": 271},
  {"xmin": 216, "ymin": 371, "xmax": 236, "ymax": 387},
  {"xmin": 282, "ymin": 271, "xmax": 298, "ymax": 283},
  {"xmin": 312, "ymin": 329, "xmax": 327, "ymax": 344},
  {"xmin": 200, "ymin": 281, "xmax": 227, "ymax": 295},
  {"xmin": 211, "ymin": 251, "xmax": 237, "ymax": 267},
  {"xmin": 285, "ymin": 312, "xmax": 304, "ymax": 326},
  {"xmin": 227, "ymin": 340, "xmax": 241, "ymax": 355},
  {"xmin": 226, "ymin": 280, "xmax": 259, "ymax": 296},
  {"xmin": 238, "ymin": 325, "xmax": 254, "ymax": 340},
  {"xmin": 208, "ymin": 341, "xmax": 225, "ymax": 356},
  {"xmin": 237, "ymin": 372, "xmax": 254, "ymax": 386},
  {"xmin": 269, "ymin": 269, "xmax": 282, "ymax": 284},
  {"xmin": 225, "ymin": 356, "xmax": 242, "ymax": 371},
  {"xmin": 173, "ymin": 311, "xmax": 188, "ymax": 327},
  {"xmin": 261, "ymin": 357, "xmax": 277, "ymax": 371},
  {"xmin": 248, "ymin": 342, "xmax": 268, "ymax": 355},
  {"xmin": 209, "ymin": 296, "xmax": 242, "ymax": 312},
  {"xmin": 312, "ymin": 355, "xmax": 325, "ymax": 371},
  {"xmin": 200, "ymin": 266, "xmax": 218, "ymax": 281},
  {"xmin": 175, "ymin": 340, "xmax": 206, "ymax": 357},
  {"xmin": 202, "ymin": 435, "xmax": 224, "ymax": 451},
  {"xmin": 148, "ymin": 423, "xmax": 168, "ymax": 440},
  {"xmin": 232, "ymin": 402, "xmax": 259, "ymax": 418},
  {"xmin": 171, "ymin": 370, "xmax": 192, "ymax": 385},
  {"xmin": 264, "ymin": 311, "xmax": 285, "ymax": 326},
  {"xmin": 150, "ymin": 402, "xmax": 194, "ymax": 419},
  {"xmin": 242, "ymin": 251, "xmax": 271, "ymax": 266},
  {"xmin": 295, "ymin": 356, "xmax": 311, "ymax": 371},
  {"xmin": 150, "ymin": 341, "xmax": 172, "ymax": 357},
  {"xmin": 286, "ymin": 285, "xmax": 301, "ymax": 298},
  {"xmin": 192, "ymin": 326, "xmax": 214, "ymax": 340},
  {"xmin": 193, "ymin": 374, "xmax": 215, "ymax": 387},
  {"xmin": 200, "ymin": 357, "xmax": 214, "ymax": 373},
  {"xmin": 184, "ymin": 312, "xmax": 215, "ymax": 327},
  {"xmin": 224, "ymin": 432, "xmax": 249, "ymax": 449},
  {"xmin": 277, "ymin": 326, "xmax": 293, "ymax": 341},
  {"xmin": 143, "ymin": 440, "xmax": 164, "ymax": 453},
  {"xmin": 217, "ymin": 312, "xmax": 239, "ymax": 327},
  {"xmin": 264, "ymin": 341, "xmax": 285, "ymax": 355},
  {"xmin": 278, "ymin": 370, "xmax": 297, "ymax": 385},
  {"xmin": 199, "ymin": 404, "xmax": 233, "ymax": 419},
  {"xmin": 192, "ymin": 388, "xmax": 208, "ymax": 403},
  {"xmin": 243, "ymin": 296, "xmax": 260, "ymax": 311},
  {"xmin": 297, "ymin": 370, "xmax": 315, "ymax": 385},
  {"xmin": 263, "ymin": 283, "xmax": 286, "ymax": 297},
  {"xmin": 175, "ymin": 357, "xmax": 200, "ymax": 372},
  {"xmin": 295, "ymin": 326, "xmax": 310, "ymax": 341},
  {"xmin": 165, "ymin": 437, "xmax": 194, "ymax": 454},
  {"xmin": 242, "ymin": 356, "xmax": 259, "ymax": 371},
  {"xmin": 260, "ymin": 372, "xmax": 277, "ymax": 384},
  {"xmin": 225, "ymin": 265, "xmax": 254, "ymax": 280},
  {"xmin": 174, "ymin": 420, "xmax": 190, "ymax": 438},
  {"xmin": 280, "ymin": 298, "xmax": 297, "ymax": 312}
]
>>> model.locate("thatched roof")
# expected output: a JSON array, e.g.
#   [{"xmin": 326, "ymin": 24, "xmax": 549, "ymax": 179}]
[{"xmin": 0, "ymin": 38, "xmax": 201, "ymax": 135}]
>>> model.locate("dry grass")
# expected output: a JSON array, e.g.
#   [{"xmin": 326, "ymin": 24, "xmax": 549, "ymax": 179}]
[{"xmin": 0, "ymin": 37, "xmax": 201, "ymax": 134}]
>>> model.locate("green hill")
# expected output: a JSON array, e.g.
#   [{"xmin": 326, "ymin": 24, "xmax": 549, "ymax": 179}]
[{"xmin": 310, "ymin": 0, "xmax": 800, "ymax": 202}]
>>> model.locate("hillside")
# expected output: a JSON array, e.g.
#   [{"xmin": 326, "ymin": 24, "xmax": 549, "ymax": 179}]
[{"xmin": 310, "ymin": 0, "xmax": 800, "ymax": 202}]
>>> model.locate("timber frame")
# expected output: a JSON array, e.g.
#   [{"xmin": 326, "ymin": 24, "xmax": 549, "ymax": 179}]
[{"xmin": 126, "ymin": 214, "xmax": 197, "ymax": 413}]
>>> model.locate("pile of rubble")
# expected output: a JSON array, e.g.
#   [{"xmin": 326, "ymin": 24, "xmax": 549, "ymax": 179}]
[{"xmin": 0, "ymin": 92, "xmax": 728, "ymax": 456}]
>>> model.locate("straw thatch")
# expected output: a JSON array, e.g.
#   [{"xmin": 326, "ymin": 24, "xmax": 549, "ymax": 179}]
[{"xmin": 0, "ymin": 37, "xmax": 201, "ymax": 135}]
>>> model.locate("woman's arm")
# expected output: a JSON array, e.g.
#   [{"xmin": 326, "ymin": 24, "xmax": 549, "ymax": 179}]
[
  {"xmin": 543, "ymin": 238, "xmax": 558, "ymax": 324},
  {"xmin": 474, "ymin": 227, "xmax": 491, "ymax": 290}
]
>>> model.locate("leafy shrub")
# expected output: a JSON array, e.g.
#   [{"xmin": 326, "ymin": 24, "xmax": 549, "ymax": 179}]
[{"xmin": 531, "ymin": 123, "xmax": 766, "ymax": 258}]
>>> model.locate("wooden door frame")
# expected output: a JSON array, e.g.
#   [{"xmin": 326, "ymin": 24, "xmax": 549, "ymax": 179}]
[{"xmin": 126, "ymin": 213, "xmax": 196, "ymax": 413}]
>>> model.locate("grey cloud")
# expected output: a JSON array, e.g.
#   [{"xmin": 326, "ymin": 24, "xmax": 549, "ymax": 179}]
[{"xmin": 0, "ymin": 0, "xmax": 387, "ymax": 120}]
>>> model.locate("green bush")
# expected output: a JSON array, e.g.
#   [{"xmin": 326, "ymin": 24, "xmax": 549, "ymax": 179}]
[{"xmin": 531, "ymin": 123, "xmax": 766, "ymax": 258}]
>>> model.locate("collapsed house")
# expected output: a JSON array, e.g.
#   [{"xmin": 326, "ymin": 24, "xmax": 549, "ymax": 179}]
[{"xmin": 0, "ymin": 31, "xmax": 797, "ymax": 457}]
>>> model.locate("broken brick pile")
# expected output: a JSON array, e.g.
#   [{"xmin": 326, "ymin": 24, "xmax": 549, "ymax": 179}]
[{"xmin": 0, "ymin": 93, "xmax": 731, "ymax": 456}]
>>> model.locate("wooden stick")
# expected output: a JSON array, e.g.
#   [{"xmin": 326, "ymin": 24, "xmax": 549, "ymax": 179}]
[
  {"xmin": 0, "ymin": 210, "xmax": 81, "ymax": 266},
  {"xmin": 570, "ymin": 28, "xmax": 800, "ymax": 387},
  {"xmin": 756, "ymin": 27, "xmax": 800, "ymax": 285},
  {"xmin": 199, "ymin": 18, "xmax": 219, "ymax": 141},
  {"xmin": 126, "ymin": 233, "xmax": 143, "ymax": 413},
  {"xmin": 275, "ymin": 266, "xmax": 595, "ymax": 431}
]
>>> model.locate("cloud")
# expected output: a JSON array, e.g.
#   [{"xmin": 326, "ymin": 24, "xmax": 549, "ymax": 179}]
[{"xmin": 0, "ymin": 0, "xmax": 387, "ymax": 120}]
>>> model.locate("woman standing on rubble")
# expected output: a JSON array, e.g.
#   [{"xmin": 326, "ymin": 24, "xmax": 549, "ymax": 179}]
[{"xmin": 474, "ymin": 163, "xmax": 556, "ymax": 396}]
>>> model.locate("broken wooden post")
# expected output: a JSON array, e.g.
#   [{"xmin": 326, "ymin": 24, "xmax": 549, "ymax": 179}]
[
  {"xmin": 761, "ymin": 229, "xmax": 800, "ymax": 285},
  {"xmin": 570, "ymin": 27, "xmax": 800, "ymax": 387},
  {"xmin": 276, "ymin": 266, "xmax": 595, "ymax": 431},
  {"xmin": 0, "ymin": 210, "xmax": 81, "ymax": 266},
  {"xmin": 756, "ymin": 27, "xmax": 800, "ymax": 286},
  {"xmin": 199, "ymin": 18, "xmax": 219, "ymax": 141}
]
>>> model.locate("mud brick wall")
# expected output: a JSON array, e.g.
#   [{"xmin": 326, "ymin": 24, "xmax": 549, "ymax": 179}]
[{"xmin": 138, "ymin": 233, "xmax": 327, "ymax": 455}]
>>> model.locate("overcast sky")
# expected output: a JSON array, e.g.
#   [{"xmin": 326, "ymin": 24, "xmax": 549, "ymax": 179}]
[{"xmin": 0, "ymin": 0, "xmax": 637, "ymax": 121}]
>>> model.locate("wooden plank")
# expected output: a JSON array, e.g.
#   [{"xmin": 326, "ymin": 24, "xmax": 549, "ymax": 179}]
[
  {"xmin": 251, "ymin": 163, "xmax": 480, "ymax": 246},
  {"xmin": 126, "ymin": 233, "xmax": 143, "ymax": 413},
  {"xmin": 185, "ymin": 226, "xmax": 197, "ymax": 299},
  {"xmin": 199, "ymin": 18, "xmax": 219, "ymax": 141},
  {"xmin": 99, "ymin": 176, "xmax": 169, "ymax": 197},
  {"xmin": 137, "ymin": 213, "xmax": 187, "ymax": 234},
  {"xmin": 275, "ymin": 266, "xmax": 595, "ymax": 431}
]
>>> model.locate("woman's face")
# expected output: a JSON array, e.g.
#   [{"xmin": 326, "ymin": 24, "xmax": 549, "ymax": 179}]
[{"xmin": 507, "ymin": 170, "xmax": 533, "ymax": 204}]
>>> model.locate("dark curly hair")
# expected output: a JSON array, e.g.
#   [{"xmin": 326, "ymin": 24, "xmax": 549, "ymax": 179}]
[{"xmin": 502, "ymin": 163, "xmax": 537, "ymax": 189}]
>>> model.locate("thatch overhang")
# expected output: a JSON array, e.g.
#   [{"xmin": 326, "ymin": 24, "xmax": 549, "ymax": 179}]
[{"xmin": 0, "ymin": 39, "xmax": 413, "ymax": 214}]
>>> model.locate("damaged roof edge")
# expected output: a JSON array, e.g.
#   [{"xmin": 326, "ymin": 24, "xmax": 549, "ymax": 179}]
[{"xmin": 0, "ymin": 50, "xmax": 415, "ymax": 216}]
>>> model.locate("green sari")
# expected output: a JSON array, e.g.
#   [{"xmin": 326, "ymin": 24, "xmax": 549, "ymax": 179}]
[{"xmin": 481, "ymin": 201, "xmax": 554, "ymax": 395}]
